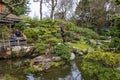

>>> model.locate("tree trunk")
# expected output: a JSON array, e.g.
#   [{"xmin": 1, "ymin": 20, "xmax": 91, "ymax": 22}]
[
  {"xmin": 40, "ymin": 0, "xmax": 43, "ymax": 20},
  {"xmin": 50, "ymin": 0, "xmax": 54, "ymax": 20}
]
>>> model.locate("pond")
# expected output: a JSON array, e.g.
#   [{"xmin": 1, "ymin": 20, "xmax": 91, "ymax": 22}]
[{"xmin": 0, "ymin": 58, "xmax": 82, "ymax": 80}]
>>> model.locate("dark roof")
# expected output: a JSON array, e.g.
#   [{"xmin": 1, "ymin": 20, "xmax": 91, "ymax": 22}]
[
  {"xmin": 0, "ymin": 14, "xmax": 22, "ymax": 23},
  {"xmin": 6, "ymin": 14, "xmax": 21, "ymax": 20}
]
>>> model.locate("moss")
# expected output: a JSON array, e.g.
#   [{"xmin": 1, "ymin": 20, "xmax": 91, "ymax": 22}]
[
  {"xmin": 71, "ymin": 43, "xmax": 90, "ymax": 51},
  {"xmin": 54, "ymin": 44, "xmax": 71, "ymax": 61},
  {"xmin": 24, "ymin": 67, "xmax": 38, "ymax": 74},
  {"xmin": 50, "ymin": 61, "xmax": 65, "ymax": 68}
]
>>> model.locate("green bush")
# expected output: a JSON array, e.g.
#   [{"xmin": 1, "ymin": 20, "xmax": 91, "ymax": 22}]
[
  {"xmin": 81, "ymin": 60, "xmax": 120, "ymax": 80},
  {"xmin": 74, "ymin": 28, "xmax": 99, "ymax": 39},
  {"xmin": 109, "ymin": 37, "xmax": 120, "ymax": 51},
  {"xmin": 23, "ymin": 28, "xmax": 39, "ymax": 42},
  {"xmin": 14, "ymin": 21, "xmax": 26, "ymax": 30},
  {"xmin": 54, "ymin": 44, "xmax": 71, "ymax": 61},
  {"xmin": 5, "ymin": 74, "xmax": 11, "ymax": 80},
  {"xmin": 0, "ymin": 26, "xmax": 12, "ymax": 40},
  {"xmin": 99, "ymin": 36, "xmax": 106, "ymax": 40},
  {"xmin": 80, "ymin": 51, "xmax": 120, "ymax": 80},
  {"xmin": 56, "ymin": 20, "xmax": 76, "ymax": 31},
  {"xmin": 24, "ymin": 67, "xmax": 38, "ymax": 74}
]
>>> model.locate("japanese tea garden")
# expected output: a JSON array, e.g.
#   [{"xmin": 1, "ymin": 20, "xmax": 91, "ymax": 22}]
[{"xmin": 0, "ymin": 0, "xmax": 120, "ymax": 80}]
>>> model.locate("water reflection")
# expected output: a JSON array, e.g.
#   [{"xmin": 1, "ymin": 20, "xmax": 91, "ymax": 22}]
[
  {"xmin": 0, "ymin": 58, "xmax": 82, "ymax": 80},
  {"xmin": 27, "ymin": 61, "xmax": 82, "ymax": 80},
  {"xmin": 0, "ymin": 59, "xmax": 29, "ymax": 80}
]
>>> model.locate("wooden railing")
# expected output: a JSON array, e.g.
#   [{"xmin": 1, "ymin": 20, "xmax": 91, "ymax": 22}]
[{"xmin": 0, "ymin": 39, "xmax": 27, "ymax": 47}]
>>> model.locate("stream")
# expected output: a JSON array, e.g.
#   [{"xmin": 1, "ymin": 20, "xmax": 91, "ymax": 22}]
[{"xmin": 0, "ymin": 58, "xmax": 82, "ymax": 80}]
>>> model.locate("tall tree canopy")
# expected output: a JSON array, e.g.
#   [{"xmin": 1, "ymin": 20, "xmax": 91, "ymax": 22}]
[
  {"xmin": 2, "ymin": 0, "xmax": 30, "ymax": 16},
  {"xmin": 75, "ymin": 0, "xmax": 120, "ymax": 29}
]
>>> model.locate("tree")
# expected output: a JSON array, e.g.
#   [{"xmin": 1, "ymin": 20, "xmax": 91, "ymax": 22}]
[
  {"xmin": 2, "ymin": 0, "xmax": 30, "ymax": 16},
  {"xmin": 75, "ymin": 0, "xmax": 120, "ymax": 33},
  {"xmin": 115, "ymin": 0, "xmax": 120, "ymax": 4},
  {"xmin": 40, "ymin": 0, "xmax": 43, "ymax": 20},
  {"xmin": 45, "ymin": 0, "xmax": 58, "ymax": 20},
  {"xmin": 55, "ymin": 0, "xmax": 75, "ymax": 20}
]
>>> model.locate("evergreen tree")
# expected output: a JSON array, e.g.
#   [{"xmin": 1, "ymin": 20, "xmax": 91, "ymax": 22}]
[{"xmin": 2, "ymin": 0, "xmax": 30, "ymax": 16}]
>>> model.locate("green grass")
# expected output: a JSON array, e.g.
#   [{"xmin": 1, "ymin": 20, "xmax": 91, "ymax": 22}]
[{"xmin": 71, "ymin": 43, "xmax": 91, "ymax": 51}]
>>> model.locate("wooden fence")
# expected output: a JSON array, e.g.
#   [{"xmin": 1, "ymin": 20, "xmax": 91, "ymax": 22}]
[{"xmin": 0, "ymin": 39, "xmax": 27, "ymax": 47}]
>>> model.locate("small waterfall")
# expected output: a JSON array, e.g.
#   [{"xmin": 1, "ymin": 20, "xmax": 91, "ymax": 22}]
[
  {"xmin": 71, "ymin": 61, "xmax": 82, "ymax": 80},
  {"xmin": 27, "ymin": 74, "xmax": 40, "ymax": 80},
  {"xmin": 59, "ymin": 61, "xmax": 82, "ymax": 80}
]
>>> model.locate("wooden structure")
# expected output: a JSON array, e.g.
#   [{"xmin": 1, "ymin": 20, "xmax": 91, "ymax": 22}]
[
  {"xmin": 0, "ymin": 1, "xmax": 22, "ymax": 28},
  {"xmin": 0, "ymin": 2, "xmax": 6, "ymax": 13},
  {"xmin": 0, "ymin": 39, "xmax": 27, "ymax": 48}
]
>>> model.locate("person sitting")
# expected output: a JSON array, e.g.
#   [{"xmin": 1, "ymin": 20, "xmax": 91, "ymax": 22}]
[
  {"xmin": 21, "ymin": 33, "xmax": 27, "ymax": 40},
  {"xmin": 10, "ymin": 33, "xmax": 17, "ymax": 46},
  {"xmin": 10, "ymin": 33, "xmax": 17, "ymax": 41},
  {"xmin": 20, "ymin": 33, "xmax": 27, "ymax": 45},
  {"xmin": 15, "ymin": 29, "xmax": 22, "ymax": 37}
]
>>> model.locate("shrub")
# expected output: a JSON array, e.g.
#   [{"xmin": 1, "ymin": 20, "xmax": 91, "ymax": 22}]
[
  {"xmin": 35, "ymin": 42, "xmax": 49, "ymax": 55},
  {"xmin": 54, "ymin": 44, "xmax": 71, "ymax": 61},
  {"xmin": 109, "ymin": 37, "xmax": 120, "ymax": 51},
  {"xmin": 0, "ymin": 26, "xmax": 12, "ymax": 40},
  {"xmin": 24, "ymin": 67, "xmax": 38, "ymax": 74},
  {"xmin": 80, "ymin": 51, "xmax": 120, "ymax": 80},
  {"xmin": 5, "ymin": 74, "xmax": 11, "ymax": 80},
  {"xmin": 23, "ymin": 28, "xmax": 39, "ymax": 42},
  {"xmin": 99, "ymin": 36, "xmax": 106, "ymax": 40},
  {"xmin": 14, "ymin": 21, "xmax": 26, "ymax": 30},
  {"xmin": 74, "ymin": 28, "xmax": 99, "ymax": 39}
]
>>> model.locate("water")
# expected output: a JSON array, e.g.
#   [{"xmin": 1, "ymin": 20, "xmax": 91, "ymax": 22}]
[{"xmin": 0, "ymin": 58, "xmax": 82, "ymax": 80}]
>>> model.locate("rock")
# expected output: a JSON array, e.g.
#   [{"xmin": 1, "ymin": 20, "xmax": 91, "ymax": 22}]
[
  {"xmin": 34, "ymin": 56, "xmax": 45, "ymax": 63},
  {"xmin": 78, "ymin": 52, "xmax": 83, "ymax": 56},
  {"xmin": 6, "ymin": 48, "xmax": 11, "ymax": 55},
  {"xmin": 66, "ymin": 42, "xmax": 71, "ymax": 47},
  {"xmin": 44, "ymin": 59, "xmax": 51, "ymax": 62},
  {"xmin": 82, "ymin": 50, "xmax": 87, "ymax": 54},
  {"xmin": 64, "ymin": 75, "xmax": 73, "ymax": 80},
  {"xmin": 116, "ymin": 67, "xmax": 120, "ymax": 70},
  {"xmin": 73, "ymin": 47, "xmax": 79, "ymax": 54},
  {"xmin": 96, "ymin": 41, "xmax": 101, "ymax": 49},
  {"xmin": 52, "ymin": 57, "xmax": 61, "ymax": 62},
  {"xmin": 88, "ymin": 39, "xmax": 94, "ymax": 45},
  {"xmin": 45, "ymin": 62, "xmax": 51, "ymax": 70},
  {"xmin": 12, "ymin": 46, "xmax": 31, "ymax": 53},
  {"xmin": 58, "ymin": 43, "xmax": 62, "ymax": 45},
  {"xmin": 12, "ymin": 46, "xmax": 21, "ymax": 52},
  {"xmin": 34, "ymin": 56, "xmax": 52, "ymax": 63},
  {"xmin": 70, "ymin": 53, "xmax": 75, "ymax": 60},
  {"xmin": 87, "ymin": 47, "xmax": 93, "ymax": 53},
  {"xmin": 33, "ymin": 65, "xmax": 39, "ymax": 69}
]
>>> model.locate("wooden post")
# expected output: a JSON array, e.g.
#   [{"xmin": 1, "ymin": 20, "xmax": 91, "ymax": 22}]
[
  {"xmin": 2, "ymin": 32, "xmax": 5, "ymax": 48},
  {"xmin": 9, "ymin": 40, "xmax": 10, "ymax": 47},
  {"xmin": 17, "ymin": 39, "xmax": 20, "ymax": 46}
]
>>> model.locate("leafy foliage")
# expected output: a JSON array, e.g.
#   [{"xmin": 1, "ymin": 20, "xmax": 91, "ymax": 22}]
[
  {"xmin": 109, "ymin": 37, "xmax": 120, "ymax": 51},
  {"xmin": 14, "ymin": 21, "xmax": 26, "ymax": 30},
  {"xmin": 54, "ymin": 44, "xmax": 71, "ymax": 61},
  {"xmin": 0, "ymin": 26, "xmax": 12, "ymax": 40},
  {"xmin": 3, "ymin": 0, "xmax": 30, "ymax": 15},
  {"xmin": 5, "ymin": 74, "xmax": 11, "ymax": 80},
  {"xmin": 80, "ymin": 51, "xmax": 120, "ymax": 80},
  {"xmin": 23, "ymin": 28, "xmax": 39, "ymax": 42},
  {"xmin": 74, "ymin": 28, "xmax": 99, "ymax": 39}
]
